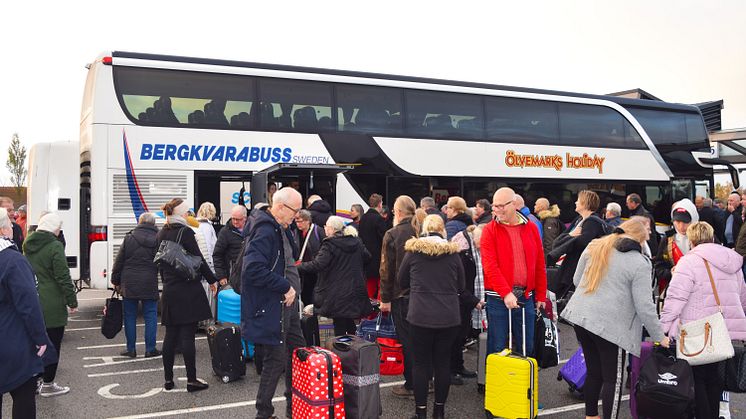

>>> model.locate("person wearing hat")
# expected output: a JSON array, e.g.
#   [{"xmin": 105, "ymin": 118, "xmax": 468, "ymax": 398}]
[
  {"xmin": 653, "ymin": 198, "xmax": 699, "ymax": 296},
  {"xmin": 23, "ymin": 212, "xmax": 78, "ymax": 397}
]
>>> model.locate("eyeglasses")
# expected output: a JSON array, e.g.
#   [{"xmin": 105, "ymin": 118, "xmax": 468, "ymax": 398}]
[
  {"xmin": 283, "ymin": 203, "xmax": 300, "ymax": 215},
  {"xmin": 492, "ymin": 199, "xmax": 514, "ymax": 210}
]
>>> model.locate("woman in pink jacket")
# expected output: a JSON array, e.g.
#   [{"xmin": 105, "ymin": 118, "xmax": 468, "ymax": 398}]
[{"xmin": 660, "ymin": 221, "xmax": 746, "ymax": 419}]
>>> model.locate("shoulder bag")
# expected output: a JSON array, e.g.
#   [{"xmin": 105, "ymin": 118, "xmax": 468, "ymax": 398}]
[
  {"xmin": 101, "ymin": 290, "xmax": 123, "ymax": 339},
  {"xmin": 677, "ymin": 259, "xmax": 735, "ymax": 365},
  {"xmin": 153, "ymin": 227, "xmax": 202, "ymax": 281}
]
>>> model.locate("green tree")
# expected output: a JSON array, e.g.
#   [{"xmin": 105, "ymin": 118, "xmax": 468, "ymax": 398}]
[{"xmin": 6, "ymin": 133, "xmax": 27, "ymax": 193}]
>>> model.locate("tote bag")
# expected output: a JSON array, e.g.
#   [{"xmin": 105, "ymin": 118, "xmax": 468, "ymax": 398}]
[
  {"xmin": 101, "ymin": 290, "xmax": 123, "ymax": 339},
  {"xmin": 677, "ymin": 259, "xmax": 734, "ymax": 366}
]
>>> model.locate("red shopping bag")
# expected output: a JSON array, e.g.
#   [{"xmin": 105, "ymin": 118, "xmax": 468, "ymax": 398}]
[{"xmin": 377, "ymin": 337, "xmax": 404, "ymax": 376}]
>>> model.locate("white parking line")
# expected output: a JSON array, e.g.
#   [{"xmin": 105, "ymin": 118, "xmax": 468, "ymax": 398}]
[
  {"xmin": 68, "ymin": 324, "xmax": 144, "ymax": 332},
  {"xmin": 77, "ymin": 297, "xmax": 110, "ymax": 301},
  {"xmin": 78, "ymin": 337, "xmax": 207, "ymax": 350},
  {"xmin": 540, "ymin": 395, "xmax": 630, "ymax": 416},
  {"xmin": 107, "ymin": 381, "xmax": 407, "ymax": 419},
  {"xmin": 84, "ymin": 356, "xmax": 163, "ymax": 368},
  {"xmin": 88, "ymin": 366, "xmax": 185, "ymax": 378}
]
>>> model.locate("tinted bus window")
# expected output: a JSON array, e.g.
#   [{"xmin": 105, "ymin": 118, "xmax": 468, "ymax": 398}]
[
  {"xmin": 406, "ymin": 90, "xmax": 484, "ymax": 139},
  {"xmin": 258, "ymin": 79, "xmax": 333, "ymax": 131},
  {"xmin": 685, "ymin": 113, "xmax": 708, "ymax": 143},
  {"xmin": 114, "ymin": 67, "xmax": 255, "ymax": 129},
  {"xmin": 559, "ymin": 103, "xmax": 645, "ymax": 149},
  {"xmin": 627, "ymin": 108, "xmax": 688, "ymax": 146},
  {"xmin": 336, "ymin": 85, "xmax": 402, "ymax": 134},
  {"xmin": 486, "ymin": 97, "xmax": 558, "ymax": 144}
]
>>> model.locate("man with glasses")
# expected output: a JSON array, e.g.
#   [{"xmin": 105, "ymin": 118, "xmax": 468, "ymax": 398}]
[
  {"xmin": 480, "ymin": 187, "xmax": 547, "ymax": 357},
  {"xmin": 242, "ymin": 187, "xmax": 304, "ymax": 419},
  {"xmin": 213, "ymin": 205, "xmax": 247, "ymax": 288},
  {"xmin": 0, "ymin": 197, "xmax": 23, "ymax": 248}
]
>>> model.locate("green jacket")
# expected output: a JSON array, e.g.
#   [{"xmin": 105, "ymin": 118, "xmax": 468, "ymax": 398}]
[{"xmin": 23, "ymin": 231, "xmax": 78, "ymax": 328}]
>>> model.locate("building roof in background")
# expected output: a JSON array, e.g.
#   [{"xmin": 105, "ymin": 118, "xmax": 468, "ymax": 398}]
[{"xmin": 607, "ymin": 88, "xmax": 663, "ymax": 101}]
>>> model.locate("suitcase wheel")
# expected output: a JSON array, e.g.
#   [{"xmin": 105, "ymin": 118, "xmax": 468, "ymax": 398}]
[
  {"xmin": 477, "ymin": 383, "xmax": 484, "ymax": 394},
  {"xmin": 222, "ymin": 376, "xmax": 230, "ymax": 384},
  {"xmin": 484, "ymin": 410, "xmax": 493, "ymax": 419}
]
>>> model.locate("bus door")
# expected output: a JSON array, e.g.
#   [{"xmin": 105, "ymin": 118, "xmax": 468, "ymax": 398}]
[
  {"xmin": 195, "ymin": 172, "xmax": 251, "ymax": 225},
  {"xmin": 250, "ymin": 163, "xmax": 355, "ymax": 211}
]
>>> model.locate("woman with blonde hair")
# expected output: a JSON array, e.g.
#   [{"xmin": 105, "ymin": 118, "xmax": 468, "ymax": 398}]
[
  {"xmin": 299, "ymin": 216, "xmax": 373, "ymax": 335},
  {"xmin": 196, "ymin": 202, "xmax": 218, "ymax": 255},
  {"xmin": 561, "ymin": 218, "xmax": 670, "ymax": 419},
  {"xmin": 660, "ymin": 222, "xmax": 746, "ymax": 419},
  {"xmin": 445, "ymin": 196, "xmax": 473, "ymax": 240},
  {"xmin": 380, "ymin": 195, "xmax": 419, "ymax": 398},
  {"xmin": 399, "ymin": 214, "xmax": 465, "ymax": 419}
]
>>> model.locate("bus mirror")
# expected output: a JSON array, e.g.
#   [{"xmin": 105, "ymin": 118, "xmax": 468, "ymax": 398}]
[{"xmin": 699, "ymin": 158, "xmax": 740, "ymax": 190}]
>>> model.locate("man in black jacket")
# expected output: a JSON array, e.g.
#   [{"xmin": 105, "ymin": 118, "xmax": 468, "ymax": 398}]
[
  {"xmin": 111, "ymin": 212, "xmax": 160, "ymax": 358},
  {"xmin": 307, "ymin": 195, "xmax": 332, "ymax": 227},
  {"xmin": 473, "ymin": 199, "xmax": 492, "ymax": 225},
  {"xmin": 213, "ymin": 205, "xmax": 246, "ymax": 287},
  {"xmin": 359, "ymin": 193, "xmax": 389, "ymax": 300},
  {"xmin": 626, "ymin": 193, "xmax": 658, "ymax": 253}
]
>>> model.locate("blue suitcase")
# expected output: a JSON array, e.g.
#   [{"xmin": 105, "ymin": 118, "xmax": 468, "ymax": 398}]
[{"xmin": 217, "ymin": 288, "xmax": 254, "ymax": 359}]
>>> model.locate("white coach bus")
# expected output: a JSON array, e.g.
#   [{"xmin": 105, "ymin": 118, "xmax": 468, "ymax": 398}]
[
  {"xmin": 74, "ymin": 51, "xmax": 732, "ymax": 289},
  {"xmin": 27, "ymin": 141, "xmax": 81, "ymax": 285}
]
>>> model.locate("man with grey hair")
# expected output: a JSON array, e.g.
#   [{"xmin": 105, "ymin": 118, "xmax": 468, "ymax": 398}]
[
  {"xmin": 243, "ymin": 187, "xmax": 305, "ymax": 419},
  {"xmin": 421, "ymin": 196, "xmax": 446, "ymax": 223},
  {"xmin": 534, "ymin": 197, "xmax": 564, "ymax": 253},
  {"xmin": 307, "ymin": 194, "xmax": 332, "ymax": 227},
  {"xmin": 0, "ymin": 196, "xmax": 23, "ymax": 248},
  {"xmin": 604, "ymin": 202, "xmax": 623, "ymax": 228},
  {"xmin": 111, "ymin": 212, "xmax": 160, "ymax": 358},
  {"xmin": 696, "ymin": 196, "xmax": 721, "ymax": 241},
  {"xmin": 213, "ymin": 205, "xmax": 247, "ymax": 288}
]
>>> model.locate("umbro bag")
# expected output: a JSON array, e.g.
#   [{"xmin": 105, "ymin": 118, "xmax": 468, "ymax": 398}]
[{"xmin": 635, "ymin": 345, "xmax": 695, "ymax": 419}]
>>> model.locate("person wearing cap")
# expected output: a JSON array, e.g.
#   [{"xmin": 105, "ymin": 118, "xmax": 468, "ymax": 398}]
[
  {"xmin": 23, "ymin": 212, "xmax": 78, "ymax": 397},
  {"xmin": 654, "ymin": 198, "xmax": 699, "ymax": 296}
]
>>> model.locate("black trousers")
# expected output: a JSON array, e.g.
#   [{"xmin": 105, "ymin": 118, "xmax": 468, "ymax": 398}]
[
  {"xmin": 449, "ymin": 304, "xmax": 472, "ymax": 373},
  {"xmin": 392, "ymin": 298, "xmax": 414, "ymax": 389},
  {"xmin": 0, "ymin": 376, "xmax": 37, "ymax": 419},
  {"xmin": 162, "ymin": 323, "xmax": 198, "ymax": 382},
  {"xmin": 332, "ymin": 317, "xmax": 356, "ymax": 336},
  {"xmin": 692, "ymin": 362, "xmax": 723, "ymax": 419},
  {"xmin": 43, "ymin": 327, "xmax": 65, "ymax": 383},
  {"xmin": 411, "ymin": 325, "xmax": 459, "ymax": 407},
  {"xmin": 574, "ymin": 325, "xmax": 626, "ymax": 419}
]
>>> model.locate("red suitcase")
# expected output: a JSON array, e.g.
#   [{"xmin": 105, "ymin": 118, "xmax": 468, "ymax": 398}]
[{"xmin": 291, "ymin": 347, "xmax": 346, "ymax": 419}]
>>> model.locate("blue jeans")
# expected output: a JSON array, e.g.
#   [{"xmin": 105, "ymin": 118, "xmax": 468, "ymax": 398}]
[
  {"xmin": 486, "ymin": 293, "xmax": 535, "ymax": 357},
  {"xmin": 123, "ymin": 298, "xmax": 158, "ymax": 353}
]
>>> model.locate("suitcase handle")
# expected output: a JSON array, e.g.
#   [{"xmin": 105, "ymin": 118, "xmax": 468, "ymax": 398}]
[{"xmin": 508, "ymin": 302, "xmax": 527, "ymax": 357}]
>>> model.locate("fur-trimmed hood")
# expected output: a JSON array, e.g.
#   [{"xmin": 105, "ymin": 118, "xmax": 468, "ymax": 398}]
[
  {"xmin": 404, "ymin": 235, "xmax": 460, "ymax": 257},
  {"xmin": 537, "ymin": 204, "xmax": 561, "ymax": 221}
]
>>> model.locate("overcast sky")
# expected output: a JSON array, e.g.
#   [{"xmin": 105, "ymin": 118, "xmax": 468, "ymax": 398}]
[{"xmin": 2, "ymin": 0, "xmax": 745, "ymax": 185}]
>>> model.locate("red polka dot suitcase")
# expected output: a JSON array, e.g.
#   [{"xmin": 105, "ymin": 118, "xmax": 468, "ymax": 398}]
[{"xmin": 292, "ymin": 346, "xmax": 346, "ymax": 419}]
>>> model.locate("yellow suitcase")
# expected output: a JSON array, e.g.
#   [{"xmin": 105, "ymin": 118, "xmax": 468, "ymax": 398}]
[{"xmin": 484, "ymin": 305, "xmax": 538, "ymax": 419}]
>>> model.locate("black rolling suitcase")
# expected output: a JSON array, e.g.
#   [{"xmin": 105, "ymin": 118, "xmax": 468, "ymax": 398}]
[
  {"xmin": 326, "ymin": 335, "xmax": 382, "ymax": 419},
  {"xmin": 301, "ymin": 314, "xmax": 321, "ymax": 346},
  {"xmin": 207, "ymin": 323, "xmax": 246, "ymax": 383}
]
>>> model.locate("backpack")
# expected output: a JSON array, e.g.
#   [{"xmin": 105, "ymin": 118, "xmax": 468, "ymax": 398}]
[{"xmin": 228, "ymin": 237, "xmax": 248, "ymax": 295}]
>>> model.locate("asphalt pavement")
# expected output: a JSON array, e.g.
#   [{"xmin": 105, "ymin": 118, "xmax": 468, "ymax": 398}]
[{"xmin": 3, "ymin": 289, "xmax": 744, "ymax": 418}]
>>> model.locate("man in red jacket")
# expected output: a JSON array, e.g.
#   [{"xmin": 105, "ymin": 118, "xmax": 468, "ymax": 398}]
[{"xmin": 481, "ymin": 187, "xmax": 546, "ymax": 356}]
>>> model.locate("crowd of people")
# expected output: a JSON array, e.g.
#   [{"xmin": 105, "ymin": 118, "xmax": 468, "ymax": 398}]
[{"xmin": 4, "ymin": 186, "xmax": 746, "ymax": 419}]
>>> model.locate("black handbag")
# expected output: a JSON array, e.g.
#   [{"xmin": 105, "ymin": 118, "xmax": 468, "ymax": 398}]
[
  {"xmin": 101, "ymin": 290, "xmax": 123, "ymax": 339},
  {"xmin": 720, "ymin": 342, "xmax": 746, "ymax": 393},
  {"xmin": 533, "ymin": 308, "xmax": 559, "ymax": 368},
  {"xmin": 153, "ymin": 227, "xmax": 202, "ymax": 281},
  {"xmin": 635, "ymin": 344, "xmax": 695, "ymax": 419}
]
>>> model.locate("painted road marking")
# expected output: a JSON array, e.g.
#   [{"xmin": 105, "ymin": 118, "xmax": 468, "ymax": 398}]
[
  {"xmin": 88, "ymin": 366, "xmax": 185, "ymax": 378},
  {"xmin": 84, "ymin": 356, "xmax": 162, "ymax": 368},
  {"xmin": 68, "ymin": 324, "xmax": 144, "ymax": 332},
  {"xmin": 77, "ymin": 337, "xmax": 207, "ymax": 350},
  {"xmin": 107, "ymin": 381, "xmax": 407, "ymax": 419},
  {"xmin": 541, "ymin": 395, "xmax": 630, "ymax": 416}
]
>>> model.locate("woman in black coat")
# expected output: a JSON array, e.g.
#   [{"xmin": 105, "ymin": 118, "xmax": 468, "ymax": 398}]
[
  {"xmin": 298, "ymin": 216, "xmax": 373, "ymax": 335},
  {"xmin": 156, "ymin": 198, "xmax": 217, "ymax": 393},
  {"xmin": 398, "ymin": 214, "xmax": 465, "ymax": 419}
]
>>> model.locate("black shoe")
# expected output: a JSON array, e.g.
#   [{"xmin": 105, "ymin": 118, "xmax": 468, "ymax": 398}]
[
  {"xmin": 163, "ymin": 381, "xmax": 175, "ymax": 391},
  {"xmin": 450, "ymin": 373, "xmax": 464, "ymax": 386},
  {"xmin": 410, "ymin": 406, "xmax": 427, "ymax": 419},
  {"xmin": 187, "ymin": 380, "xmax": 209, "ymax": 392},
  {"xmin": 145, "ymin": 349, "xmax": 162, "ymax": 358},
  {"xmin": 455, "ymin": 368, "xmax": 477, "ymax": 378},
  {"xmin": 120, "ymin": 350, "xmax": 137, "ymax": 358}
]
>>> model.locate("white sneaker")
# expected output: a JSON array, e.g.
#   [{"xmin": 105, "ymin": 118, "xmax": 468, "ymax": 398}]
[
  {"xmin": 39, "ymin": 382, "xmax": 70, "ymax": 397},
  {"xmin": 35, "ymin": 378, "xmax": 43, "ymax": 395}
]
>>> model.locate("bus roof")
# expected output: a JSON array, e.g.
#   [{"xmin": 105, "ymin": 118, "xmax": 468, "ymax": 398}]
[{"xmin": 111, "ymin": 51, "xmax": 701, "ymax": 115}]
